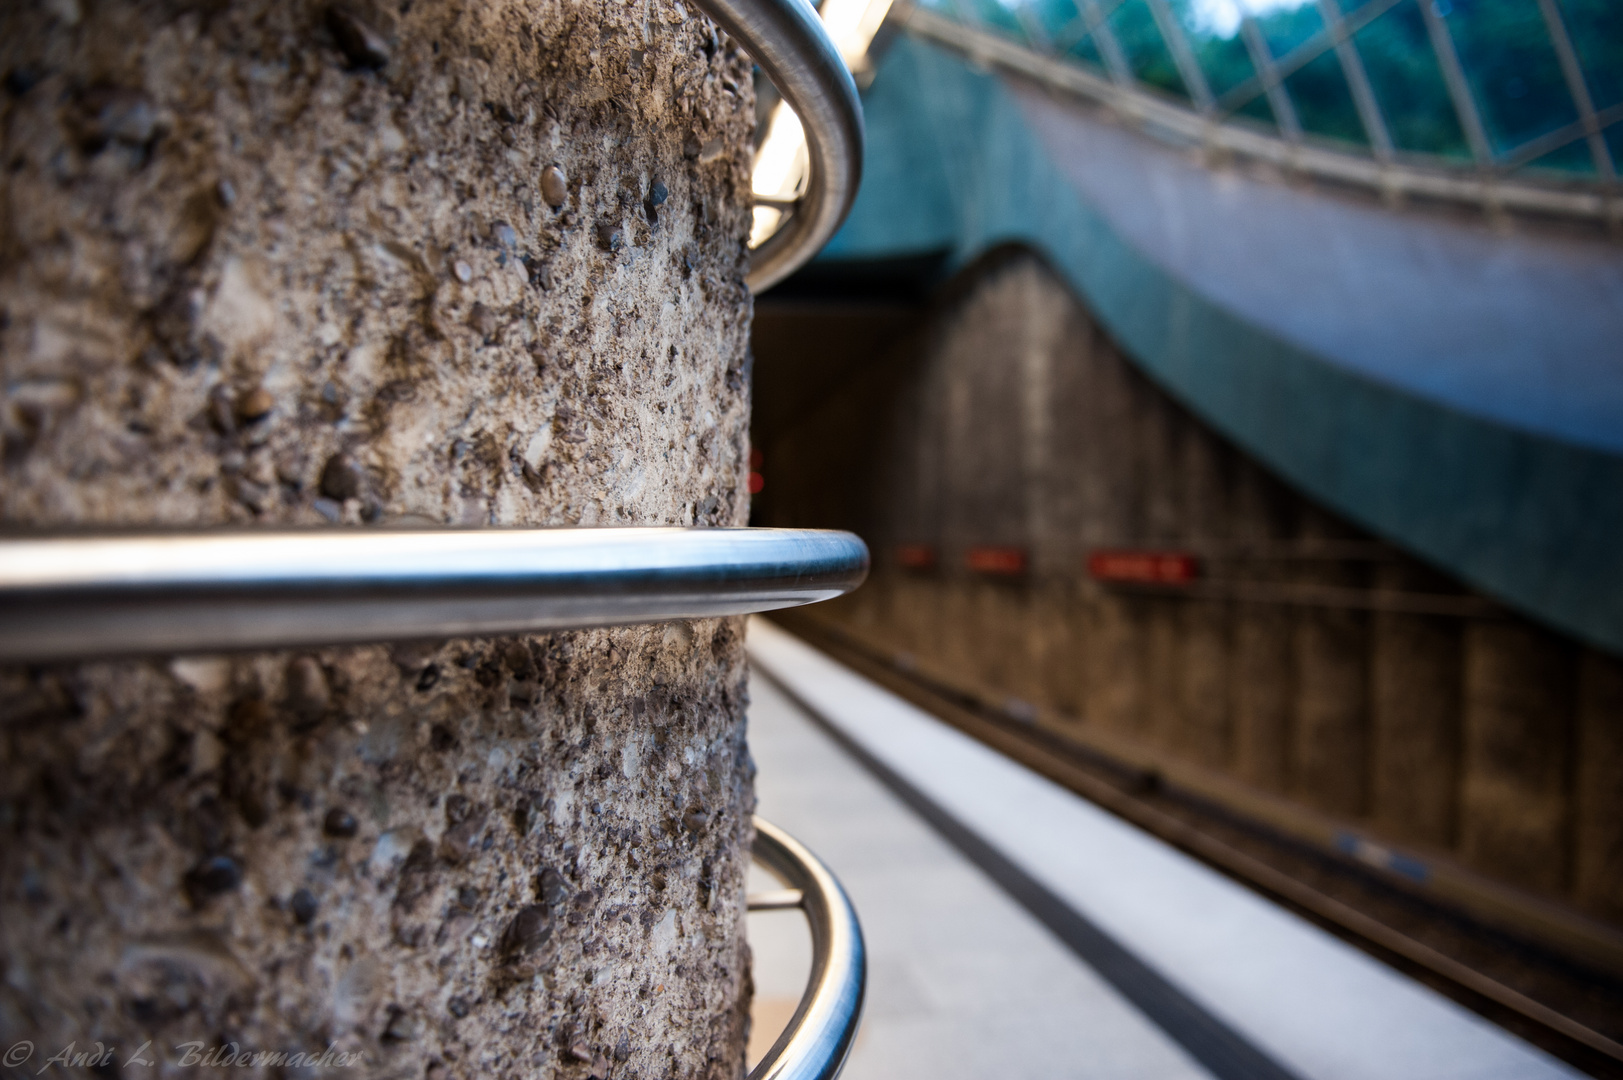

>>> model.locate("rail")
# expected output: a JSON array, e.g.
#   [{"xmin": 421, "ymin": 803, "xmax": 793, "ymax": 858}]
[
  {"xmin": 3, "ymin": 8, "xmax": 867, "ymax": 1072},
  {"xmin": 692, "ymin": 0, "xmax": 866, "ymax": 290},
  {"xmin": 0, "ymin": 4, "xmax": 868, "ymax": 662},
  {"xmin": 0, "ymin": 527, "xmax": 869, "ymax": 662},
  {"xmin": 785, "ymin": 616, "xmax": 1623, "ymax": 1069},
  {"xmin": 746, "ymin": 817, "xmax": 867, "ymax": 1080}
]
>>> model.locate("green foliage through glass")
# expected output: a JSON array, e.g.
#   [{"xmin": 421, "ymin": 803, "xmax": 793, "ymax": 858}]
[{"xmin": 944, "ymin": 0, "xmax": 1623, "ymax": 174}]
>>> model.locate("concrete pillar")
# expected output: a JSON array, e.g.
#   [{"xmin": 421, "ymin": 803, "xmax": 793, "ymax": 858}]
[
  {"xmin": 1460, "ymin": 622, "xmax": 1575, "ymax": 895},
  {"xmin": 889, "ymin": 574, "xmax": 941, "ymax": 665},
  {"xmin": 1574, "ymin": 649, "xmax": 1623, "ymax": 920},
  {"xmin": 1033, "ymin": 585, "xmax": 1084, "ymax": 720},
  {"xmin": 1178, "ymin": 601, "xmax": 1231, "ymax": 768},
  {"xmin": 1074, "ymin": 325, "xmax": 1140, "ymax": 733},
  {"xmin": 0, "ymin": 1, "xmax": 756, "ymax": 1076},
  {"xmin": 897, "ymin": 312, "xmax": 949, "ymax": 671},
  {"xmin": 872, "ymin": 346, "xmax": 933, "ymax": 657},
  {"xmin": 1137, "ymin": 371, "xmax": 1182, "ymax": 750},
  {"xmin": 1229, "ymin": 463, "xmax": 1295, "ymax": 793},
  {"xmin": 1291, "ymin": 608, "xmax": 1369, "ymax": 816},
  {"xmin": 1175, "ymin": 426, "xmax": 1232, "ymax": 770},
  {"xmin": 1369, "ymin": 564, "xmax": 1461, "ymax": 849},
  {"xmin": 1085, "ymin": 594, "xmax": 1149, "ymax": 737},
  {"xmin": 1145, "ymin": 596, "xmax": 1183, "ymax": 751},
  {"xmin": 1021, "ymin": 264, "xmax": 1085, "ymax": 719},
  {"xmin": 1076, "ymin": 332, "xmax": 1140, "ymax": 552},
  {"xmin": 1232, "ymin": 607, "xmax": 1295, "ymax": 793},
  {"xmin": 1289, "ymin": 510, "xmax": 1370, "ymax": 817}
]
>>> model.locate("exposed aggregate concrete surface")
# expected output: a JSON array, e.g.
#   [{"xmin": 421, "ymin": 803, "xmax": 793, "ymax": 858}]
[{"xmin": 0, "ymin": 0, "xmax": 760, "ymax": 1077}]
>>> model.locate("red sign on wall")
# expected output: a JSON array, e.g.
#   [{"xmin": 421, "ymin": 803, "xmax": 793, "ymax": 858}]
[
  {"xmin": 747, "ymin": 448, "xmax": 765, "ymax": 495},
  {"xmin": 967, "ymin": 546, "xmax": 1028, "ymax": 576},
  {"xmin": 1087, "ymin": 549, "xmax": 1200, "ymax": 585},
  {"xmin": 897, "ymin": 544, "xmax": 938, "ymax": 571}
]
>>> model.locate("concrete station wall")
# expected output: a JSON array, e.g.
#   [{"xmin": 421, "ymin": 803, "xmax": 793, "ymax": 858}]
[{"xmin": 756, "ymin": 250, "xmax": 1623, "ymax": 944}]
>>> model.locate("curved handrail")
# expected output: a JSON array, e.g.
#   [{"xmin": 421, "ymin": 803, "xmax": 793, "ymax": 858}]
[
  {"xmin": 747, "ymin": 817, "xmax": 866, "ymax": 1080},
  {"xmin": 692, "ymin": 0, "xmax": 866, "ymax": 291},
  {"xmin": 0, "ymin": 527, "xmax": 869, "ymax": 662}
]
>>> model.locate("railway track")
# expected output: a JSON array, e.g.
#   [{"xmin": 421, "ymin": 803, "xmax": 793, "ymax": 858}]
[{"xmin": 772, "ymin": 613, "xmax": 1623, "ymax": 1079}]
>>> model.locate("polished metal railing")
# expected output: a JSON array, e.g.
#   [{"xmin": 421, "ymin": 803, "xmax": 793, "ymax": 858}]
[
  {"xmin": 2, "ymin": 5, "xmax": 866, "ymax": 1074},
  {"xmin": 0, "ymin": 0, "xmax": 869, "ymax": 661},
  {"xmin": 0, "ymin": 537, "xmax": 871, "ymax": 1080},
  {"xmin": 694, "ymin": 0, "xmax": 867, "ymax": 290},
  {"xmin": 746, "ymin": 818, "xmax": 867, "ymax": 1080},
  {"xmin": 0, "ymin": 527, "xmax": 868, "ymax": 662},
  {"xmin": 0, "ymin": 543, "xmax": 872, "ymax": 1080}
]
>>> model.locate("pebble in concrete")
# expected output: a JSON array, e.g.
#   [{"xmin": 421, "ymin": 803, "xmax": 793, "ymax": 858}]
[
  {"xmin": 541, "ymin": 165, "xmax": 569, "ymax": 209},
  {"xmin": 326, "ymin": 6, "xmax": 390, "ymax": 70},
  {"xmin": 184, "ymin": 855, "xmax": 243, "ymax": 905},
  {"xmin": 595, "ymin": 221, "xmax": 624, "ymax": 253},
  {"xmin": 324, "ymin": 808, "xmax": 359, "ymax": 838},
  {"xmin": 319, "ymin": 452, "xmax": 362, "ymax": 500},
  {"xmin": 285, "ymin": 656, "xmax": 331, "ymax": 722},
  {"xmin": 236, "ymin": 386, "xmax": 274, "ymax": 423},
  {"xmin": 290, "ymin": 887, "xmax": 319, "ymax": 924}
]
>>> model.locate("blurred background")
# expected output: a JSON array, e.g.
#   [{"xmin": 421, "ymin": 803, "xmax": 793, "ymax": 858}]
[{"xmin": 742, "ymin": 0, "xmax": 1623, "ymax": 1076}]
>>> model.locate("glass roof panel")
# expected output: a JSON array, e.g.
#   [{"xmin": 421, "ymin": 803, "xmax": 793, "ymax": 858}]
[
  {"xmin": 1110, "ymin": 0, "xmax": 1196, "ymax": 100},
  {"xmin": 1286, "ymin": 49, "xmax": 1372, "ymax": 147},
  {"xmin": 1258, "ymin": 2, "xmax": 1325, "ymax": 58},
  {"xmin": 1024, "ymin": 0, "xmax": 1087, "ymax": 42},
  {"xmin": 916, "ymin": 0, "xmax": 1620, "ymax": 181},
  {"xmin": 1234, "ymin": 89, "xmax": 1283, "ymax": 130},
  {"xmin": 1442, "ymin": 0, "xmax": 1579, "ymax": 157},
  {"xmin": 1351, "ymin": 0, "xmax": 1471, "ymax": 160},
  {"xmin": 961, "ymin": 0, "xmax": 1028, "ymax": 39},
  {"xmin": 1065, "ymin": 31, "xmax": 1110, "ymax": 71},
  {"xmin": 1557, "ymin": 0, "xmax": 1623, "ymax": 111},
  {"xmin": 1518, "ymin": 137, "xmax": 1599, "ymax": 177},
  {"xmin": 1171, "ymin": 0, "xmax": 1264, "ymax": 99}
]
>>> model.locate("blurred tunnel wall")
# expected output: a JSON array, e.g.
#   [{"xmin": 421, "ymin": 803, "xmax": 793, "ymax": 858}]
[{"xmin": 751, "ymin": 247, "xmax": 1623, "ymax": 963}]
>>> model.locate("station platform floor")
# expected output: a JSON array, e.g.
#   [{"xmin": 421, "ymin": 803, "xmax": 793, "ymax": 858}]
[{"xmin": 742, "ymin": 618, "xmax": 1580, "ymax": 1080}]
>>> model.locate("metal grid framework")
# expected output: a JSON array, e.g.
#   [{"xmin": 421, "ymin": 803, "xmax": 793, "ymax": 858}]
[{"xmin": 902, "ymin": 0, "xmax": 1621, "ymax": 220}]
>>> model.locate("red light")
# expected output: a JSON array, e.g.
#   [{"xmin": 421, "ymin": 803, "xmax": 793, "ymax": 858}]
[
  {"xmin": 897, "ymin": 544, "xmax": 938, "ymax": 570},
  {"xmin": 748, "ymin": 472, "xmax": 765, "ymax": 494},
  {"xmin": 966, "ymin": 546, "xmax": 1027, "ymax": 576},
  {"xmin": 1087, "ymin": 550, "xmax": 1200, "ymax": 585},
  {"xmin": 748, "ymin": 448, "xmax": 764, "ymax": 469}
]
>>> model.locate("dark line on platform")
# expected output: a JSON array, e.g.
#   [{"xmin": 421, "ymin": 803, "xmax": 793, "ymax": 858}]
[
  {"xmin": 750, "ymin": 661, "xmax": 1307, "ymax": 1080},
  {"xmin": 773, "ymin": 614, "xmax": 1623, "ymax": 1078}
]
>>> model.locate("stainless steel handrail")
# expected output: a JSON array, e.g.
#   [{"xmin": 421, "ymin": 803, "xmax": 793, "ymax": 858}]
[
  {"xmin": 746, "ymin": 817, "xmax": 866, "ymax": 1080},
  {"xmin": 692, "ymin": 0, "xmax": 866, "ymax": 291},
  {"xmin": 0, "ymin": 527, "xmax": 868, "ymax": 662}
]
